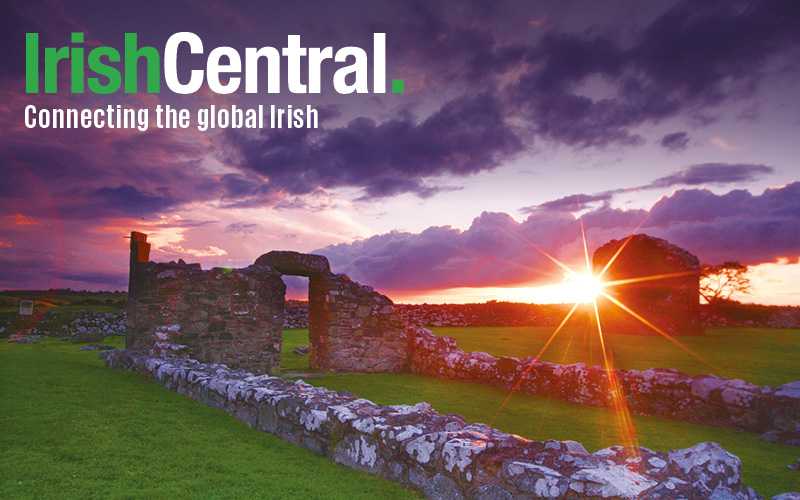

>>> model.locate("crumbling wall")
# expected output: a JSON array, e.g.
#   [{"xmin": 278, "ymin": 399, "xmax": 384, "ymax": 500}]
[
  {"xmin": 101, "ymin": 348, "xmax": 767, "ymax": 500},
  {"xmin": 127, "ymin": 236, "xmax": 409, "ymax": 374},
  {"xmin": 593, "ymin": 234, "xmax": 703, "ymax": 336},
  {"xmin": 127, "ymin": 260, "xmax": 285, "ymax": 374},
  {"xmin": 309, "ymin": 273, "xmax": 408, "ymax": 373},
  {"xmin": 409, "ymin": 328, "xmax": 800, "ymax": 439}
]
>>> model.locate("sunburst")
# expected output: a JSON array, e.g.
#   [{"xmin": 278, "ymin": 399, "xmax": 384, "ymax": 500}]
[{"xmin": 490, "ymin": 204, "xmax": 724, "ymax": 457}]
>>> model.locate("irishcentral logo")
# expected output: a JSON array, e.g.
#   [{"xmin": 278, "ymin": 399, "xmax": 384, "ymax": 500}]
[{"xmin": 25, "ymin": 32, "xmax": 403, "ymax": 95}]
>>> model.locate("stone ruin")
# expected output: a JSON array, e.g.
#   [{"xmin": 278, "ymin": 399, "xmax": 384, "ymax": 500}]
[
  {"xmin": 125, "ymin": 232, "xmax": 408, "ymax": 375},
  {"xmin": 592, "ymin": 234, "xmax": 704, "ymax": 336},
  {"xmin": 113, "ymin": 231, "xmax": 800, "ymax": 499},
  {"xmin": 127, "ymin": 231, "xmax": 708, "ymax": 374},
  {"xmin": 101, "ymin": 348, "xmax": 769, "ymax": 500}
]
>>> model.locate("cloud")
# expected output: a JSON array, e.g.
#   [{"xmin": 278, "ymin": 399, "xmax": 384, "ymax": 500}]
[
  {"xmin": 521, "ymin": 193, "xmax": 613, "ymax": 214},
  {"xmin": 710, "ymin": 136, "xmax": 744, "ymax": 151},
  {"xmin": 225, "ymin": 222, "xmax": 259, "ymax": 234},
  {"xmin": 318, "ymin": 183, "xmax": 800, "ymax": 293},
  {"xmin": 659, "ymin": 132, "xmax": 690, "ymax": 152},
  {"xmin": 505, "ymin": 0, "xmax": 800, "ymax": 148},
  {"xmin": 647, "ymin": 163, "xmax": 774, "ymax": 188},
  {"xmin": 519, "ymin": 163, "xmax": 776, "ymax": 216},
  {"xmin": 221, "ymin": 93, "xmax": 523, "ymax": 202}
]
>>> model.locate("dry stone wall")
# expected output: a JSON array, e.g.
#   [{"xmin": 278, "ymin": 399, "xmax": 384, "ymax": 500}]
[
  {"xmin": 101, "ymin": 347, "xmax": 767, "ymax": 500},
  {"xmin": 126, "ymin": 232, "xmax": 410, "ymax": 374},
  {"xmin": 309, "ymin": 272, "xmax": 408, "ymax": 373},
  {"xmin": 408, "ymin": 328, "xmax": 800, "ymax": 441},
  {"xmin": 127, "ymin": 261, "xmax": 286, "ymax": 374}
]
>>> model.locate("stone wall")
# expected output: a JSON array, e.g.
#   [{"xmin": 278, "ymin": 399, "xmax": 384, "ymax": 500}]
[
  {"xmin": 101, "ymin": 347, "xmax": 767, "ymax": 500},
  {"xmin": 408, "ymin": 328, "xmax": 800, "ymax": 441},
  {"xmin": 308, "ymin": 273, "xmax": 408, "ymax": 373},
  {"xmin": 127, "ymin": 260, "xmax": 285, "ymax": 374},
  {"xmin": 593, "ymin": 235, "xmax": 703, "ymax": 336},
  {"xmin": 127, "ymin": 233, "xmax": 410, "ymax": 374}
]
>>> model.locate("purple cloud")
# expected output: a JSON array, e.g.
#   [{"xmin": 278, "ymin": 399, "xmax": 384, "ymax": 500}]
[
  {"xmin": 319, "ymin": 183, "xmax": 800, "ymax": 293},
  {"xmin": 660, "ymin": 132, "xmax": 690, "ymax": 152},
  {"xmin": 506, "ymin": 0, "xmax": 800, "ymax": 148},
  {"xmin": 648, "ymin": 163, "xmax": 774, "ymax": 188},
  {"xmin": 221, "ymin": 93, "xmax": 523, "ymax": 202}
]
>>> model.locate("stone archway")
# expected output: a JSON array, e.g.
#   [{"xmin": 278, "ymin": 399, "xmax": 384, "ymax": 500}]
[
  {"xmin": 255, "ymin": 251, "xmax": 409, "ymax": 373},
  {"xmin": 125, "ymin": 233, "xmax": 410, "ymax": 375}
]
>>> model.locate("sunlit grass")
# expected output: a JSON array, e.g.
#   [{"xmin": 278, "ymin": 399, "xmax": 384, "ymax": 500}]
[
  {"xmin": 0, "ymin": 338, "xmax": 422, "ymax": 500},
  {"xmin": 431, "ymin": 326, "xmax": 800, "ymax": 386},
  {"xmin": 283, "ymin": 327, "xmax": 799, "ymax": 498},
  {"xmin": 4, "ymin": 329, "xmax": 797, "ymax": 499}
]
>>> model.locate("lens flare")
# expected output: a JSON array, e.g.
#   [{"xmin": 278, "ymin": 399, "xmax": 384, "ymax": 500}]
[{"xmin": 490, "ymin": 201, "xmax": 725, "ymax": 459}]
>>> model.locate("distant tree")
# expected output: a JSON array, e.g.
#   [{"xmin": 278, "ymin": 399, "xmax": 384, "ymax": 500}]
[{"xmin": 699, "ymin": 261, "xmax": 752, "ymax": 303}]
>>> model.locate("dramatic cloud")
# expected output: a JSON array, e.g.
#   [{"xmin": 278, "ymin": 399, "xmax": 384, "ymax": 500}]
[
  {"xmin": 221, "ymin": 93, "xmax": 523, "ymax": 202},
  {"xmin": 319, "ymin": 183, "xmax": 800, "ymax": 293},
  {"xmin": 508, "ymin": 0, "xmax": 800, "ymax": 148},
  {"xmin": 660, "ymin": 132, "xmax": 690, "ymax": 152}
]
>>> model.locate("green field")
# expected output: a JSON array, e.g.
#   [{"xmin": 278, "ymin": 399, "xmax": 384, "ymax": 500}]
[
  {"xmin": 284, "ymin": 327, "xmax": 800, "ymax": 497},
  {"xmin": 2, "ymin": 328, "xmax": 799, "ymax": 499},
  {"xmin": 430, "ymin": 326, "xmax": 800, "ymax": 387},
  {"xmin": 0, "ymin": 291, "xmax": 126, "ymax": 314},
  {"xmin": 0, "ymin": 338, "xmax": 422, "ymax": 500}
]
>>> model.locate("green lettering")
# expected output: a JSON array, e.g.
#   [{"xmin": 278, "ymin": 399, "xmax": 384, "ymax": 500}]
[
  {"xmin": 26, "ymin": 33, "xmax": 39, "ymax": 93},
  {"xmin": 44, "ymin": 46, "xmax": 70, "ymax": 93},
  {"xmin": 71, "ymin": 32, "xmax": 84, "ymax": 93},
  {"xmin": 124, "ymin": 33, "xmax": 160, "ymax": 93},
  {"xmin": 88, "ymin": 47, "xmax": 122, "ymax": 94}
]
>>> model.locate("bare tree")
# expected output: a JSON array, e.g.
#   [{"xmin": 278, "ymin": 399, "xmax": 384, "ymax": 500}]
[{"xmin": 699, "ymin": 261, "xmax": 751, "ymax": 303}]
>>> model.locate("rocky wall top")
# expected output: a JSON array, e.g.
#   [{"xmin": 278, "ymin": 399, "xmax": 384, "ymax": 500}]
[{"xmin": 102, "ymin": 347, "xmax": 775, "ymax": 500}]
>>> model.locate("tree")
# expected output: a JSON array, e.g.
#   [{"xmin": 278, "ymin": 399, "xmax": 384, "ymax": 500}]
[{"xmin": 699, "ymin": 261, "xmax": 751, "ymax": 303}]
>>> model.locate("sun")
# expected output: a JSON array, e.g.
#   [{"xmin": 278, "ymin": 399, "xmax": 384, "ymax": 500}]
[{"xmin": 562, "ymin": 272, "xmax": 605, "ymax": 303}]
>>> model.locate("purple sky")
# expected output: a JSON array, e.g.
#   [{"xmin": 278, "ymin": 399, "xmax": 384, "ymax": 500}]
[{"xmin": 1, "ymin": 0, "xmax": 799, "ymax": 305}]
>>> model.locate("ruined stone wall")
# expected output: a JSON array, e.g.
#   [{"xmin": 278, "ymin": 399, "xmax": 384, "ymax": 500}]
[
  {"xmin": 127, "ymin": 238, "xmax": 410, "ymax": 375},
  {"xmin": 309, "ymin": 273, "xmax": 408, "ymax": 373},
  {"xmin": 101, "ymin": 348, "xmax": 767, "ymax": 500},
  {"xmin": 409, "ymin": 328, "xmax": 800, "ymax": 440},
  {"xmin": 593, "ymin": 234, "xmax": 703, "ymax": 336},
  {"xmin": 127, "ymin": 261, "xmax": 285, "ymax": 374}
]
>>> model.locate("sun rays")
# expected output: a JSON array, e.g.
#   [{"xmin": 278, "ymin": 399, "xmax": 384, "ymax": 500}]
[{"xmin": 489, "ymin": 210, "xmax": 726, "ymax": 457}]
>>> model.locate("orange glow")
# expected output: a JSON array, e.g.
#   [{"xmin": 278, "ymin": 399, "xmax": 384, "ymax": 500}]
[
  {"xmin": 394, "ymin": 274, "xmax": 606, "ymax": 305},
  {"xmin": 10, "ymin": 214, "xmax": 41, "ymax": 226}
]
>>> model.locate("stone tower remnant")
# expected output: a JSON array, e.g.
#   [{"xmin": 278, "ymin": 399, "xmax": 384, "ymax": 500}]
[{"xmin": 592, "ymin": 234, "xmax": 703, "ymax": 336}]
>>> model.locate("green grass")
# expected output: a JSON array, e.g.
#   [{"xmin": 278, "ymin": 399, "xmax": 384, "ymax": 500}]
[
  {"xmin": 0, "ymin": 339, "xmax": 422, "ymax": 500},
  {"xmin": 431, "ymin": 326, "xmax": 800, "ymax": 387},
  {"xmin": 282, "ymin": 327, "xmax": 800, "ymax": 497},
  {"xmin": 313, "ymin": 372, "xmax": 799, "ymax": 498},
  {"xmin": 0, "ymin": 290, "xmax": 126, "ymax": 314},
  {"xmin": 279, "ymin": 329, "xmax": 313, "ymax": 373},
  {"xmin": 4, "ymin": 329, "xmax": 798, "ymax": 499}
]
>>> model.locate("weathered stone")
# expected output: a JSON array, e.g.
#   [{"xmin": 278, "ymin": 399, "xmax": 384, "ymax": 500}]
[
  {"xmin": 102, "ymin": 349, "xmax": 768, "ymax": 500},
  {"xmin": 592, "ymin": 234, "xmax": 703, "ymax": 336},
  {"xmin": 127, "ymin": 232, "xmax": 410, "ymax": 375},
  {"xmin": 772, "ymin": 494, "xmax": 800, "ymax": 500},
  {"xmin": 71, "ymin": 328, "xmax": 107, "ymax": 343},
  {"xmin": 293, "ymin": 345, "xmax": 310, "ymax": 356},
  {"xmin": 668, "ymin": 442, "xmax": 742, "ymax": 490},
  {"xmin": 255, "ymin": 250, "xmax": 330, "ymax": 276}
]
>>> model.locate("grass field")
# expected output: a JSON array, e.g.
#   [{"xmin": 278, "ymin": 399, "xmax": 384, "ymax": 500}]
[
  {"xmin": 3, "ymin": 328, "xmax": 799, "ymax": 498},
  {"xmin": 282, "ymin": 327, "xmax": 800, "ymax": 497},
  {"xmin": 0, "ymin": 291, "xmax": 126, "ymax": 314},
  {"xmin": 431, "ymin": 326, "xmax": 800, "ymax": 387},
  {"xmin": 0, "ymin": 338, "xmax": 422, "ymax": 500}
]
